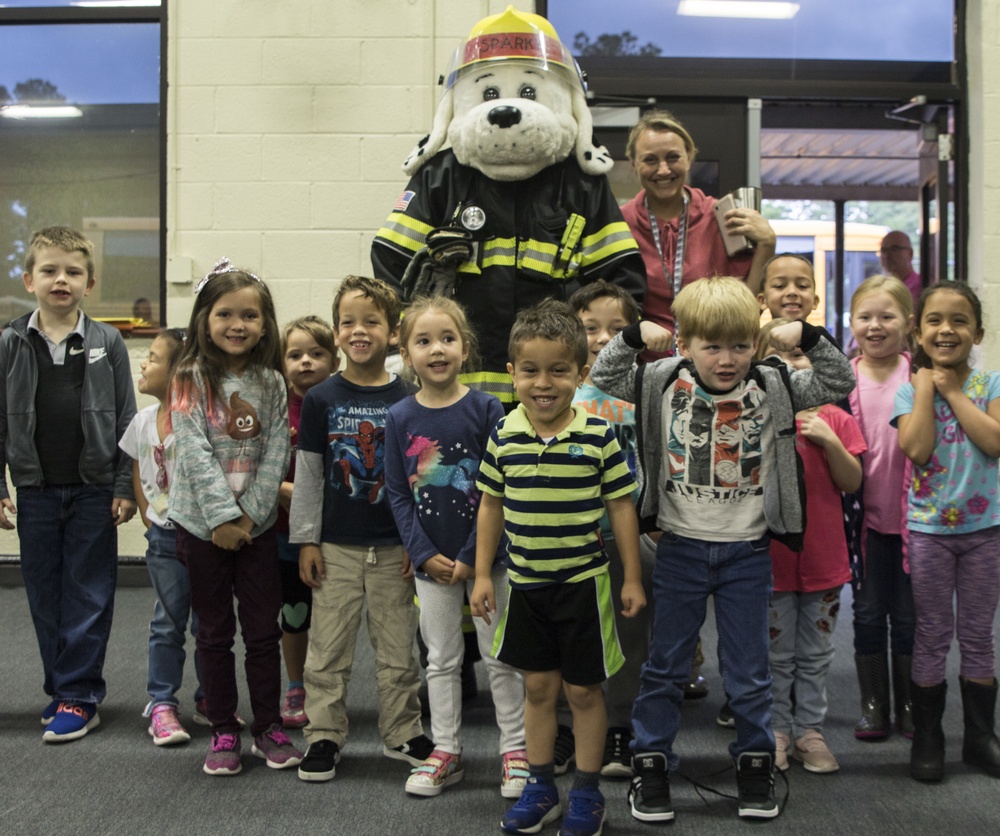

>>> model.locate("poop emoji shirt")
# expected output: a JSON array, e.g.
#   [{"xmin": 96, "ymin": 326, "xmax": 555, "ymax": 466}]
[{"xmin": 169, "ymin": 367, "xmax": 290, "ymax": 541}]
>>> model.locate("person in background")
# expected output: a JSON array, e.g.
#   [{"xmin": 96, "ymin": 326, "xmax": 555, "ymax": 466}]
[
  {"xmin": 756, "ymin": 319, "xmax": 866, "ymax": 774},
  {"xmin": 879, "ymin": 231, "xmax": 922, "ymax": 310},
  {"xmin": 120, "ymin": 328, "xmax": 204, "ymax": 746},
  {"xmin": 276, "ymin": 316, "xmax": 338, "ymax": 730}
]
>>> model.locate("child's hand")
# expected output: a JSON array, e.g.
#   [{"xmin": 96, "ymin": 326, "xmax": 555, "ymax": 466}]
[
  {"xmin": 470, "ymin": 577, "xmax": 496, "ymax": 625},
  {"xmin": 639, "ymin": 321, "xmax": 674, "ymax": 354},
  {"xmin": 299, "ymin": 544, "xmax": 324, "ymax": 589},
  {"xmin": 931, "ymin": 367, "xmax": 963, "ymax": 399},
  {"xmin": 0, "ymin": 497, "xmax": 16, "ymax": 530},
  {"xmin": 620, "ymin": 580, "xmax": 646, "ymax": 618},
  {"xmin": 450, "ymin": 561, "xmax": 475, "ymax": 584},
  {"xmin": 401, "ymin": 550, "xmax": 415, "ymax": 581},
  {"xmin": 212, "ymin": 522, "xmax": 252, "ymax": 551},
  {"xmin": 912, "ymin": 366, "xmax": 935, "ymax": 393},
  {"xmin": 278, "ymin": 480, "xmax": 294, "ymax": 511},
  {"xmin": 112, "ymin": 498, "xmax": 136, "ymax": 527},
  {"xmin": 423, "ymin": 553, "xmax": 456, "ymax": 584},
  {"xmin": 767, "ymin": 320, "xmax": 804, "ymax": 352},
  {"xmin": 798, "ymin": 411, "xmax": 836, "ymax": 447}
]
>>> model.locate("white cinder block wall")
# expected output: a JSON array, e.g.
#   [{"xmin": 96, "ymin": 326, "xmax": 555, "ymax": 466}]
[{"xmin": 165, "ymin": 0, "xmax": 520, "ymax": 330}]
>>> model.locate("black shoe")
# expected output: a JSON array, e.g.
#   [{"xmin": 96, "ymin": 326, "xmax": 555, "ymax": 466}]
[
  {"xmin": 384, "ymin": 733, "xmax": 435, "ymax": 766},
  {"xmin": 716, "ymin": 699, "xmax": 735, "ymax": 729},
  {"xmin": 298, "ymin": 739, "xmax": 340, "ymax": 782},
  {"xmin": 910, "ymin": 681, "xmax": 947, "ymax": 782},
  {"xmin": 736, "ymin": 751, "xmax": 778, "ymax": 819},
  {"xmin": 600, "ymin": 726, "xmax": 632, "ymax": 778},
  {"xmin": 683, "ymin": 675, "xmax": 709, "ymax": 700},
  {"xmin": 553, "ymin": 723, "xmax": 576, "ymax": 775},
  {"xmin": 629, "ymin": 751, "xmax": 674, "ymax": 822}
]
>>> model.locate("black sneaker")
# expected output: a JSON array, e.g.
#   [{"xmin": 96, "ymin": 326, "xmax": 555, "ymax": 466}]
[
  {"xmin": 629, "ymin": 751, "xmax": 674, "ymax": 822},
  {"xmin": 384, "ymin": 733, "xmax": 435, "ymax": 767},
  {"xmin": 736, "ymin": 751, "xmax": 778, "ymax": 819},
  {"xmin": 600, "ymin": 726, "xmax": 633, "ymax": 778},
  {"xmin": 298, "ymin": 739, "xmax": 340, "ymax": 782},
  {"xmin": 716, "ymin": 699, "xmax": 735, "ymax": 728},
  {"xmin": 553, "ymin": 723, "xmax": 576, "ymax": 775}
]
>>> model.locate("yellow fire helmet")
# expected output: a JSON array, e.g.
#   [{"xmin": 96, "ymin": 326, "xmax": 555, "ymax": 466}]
[{"xmin": 443, "ymin": 5, "xmax": 586, "ymax": 94}]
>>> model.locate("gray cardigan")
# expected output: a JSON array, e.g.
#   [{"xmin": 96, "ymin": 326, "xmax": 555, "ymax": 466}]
[
  {"xmin": 590, "ymin": 322, "xmax": 855, "ymax": 548},
  {"xmin": 0, "ymin": 311, "xmax": 136, "ymax": 500}
]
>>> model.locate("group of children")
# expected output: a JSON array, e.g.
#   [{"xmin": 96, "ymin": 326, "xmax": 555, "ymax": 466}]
[{"xmin": 6, "ymin": 226, "xmax": 1000, "ymax": 836}]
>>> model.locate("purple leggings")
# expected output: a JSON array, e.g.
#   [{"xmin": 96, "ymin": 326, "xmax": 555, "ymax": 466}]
[
  {"xmin": 908, "ymin": 527, "xmax": 1000, "ymax": 684},
  {"xmin": 176, "ymin": 525, "xmax": 283, "ymax": 736}
]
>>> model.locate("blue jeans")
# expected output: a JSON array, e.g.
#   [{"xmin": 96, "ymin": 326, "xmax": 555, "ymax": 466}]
[
  {"xmin": 769, "ymin": 587, "xmax": 842, "ymax": 738},
  {"xmin": 17, "ymin": 483, "xmax": 117, "ymax": 704},
  {"xmin": 632, "ymin": 531, "xmax": 774, "ymax": 769},
  {"xmin": 144, "ymin": 524, "xmax": 204, "ymax": 711},
  {"xmin": 852, "ymin": 529, "xmax": 915, "ymax": 656}
]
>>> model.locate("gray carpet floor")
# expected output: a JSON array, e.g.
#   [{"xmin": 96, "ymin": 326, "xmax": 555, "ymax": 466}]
[{"xmin": 2, "ymin": 579, "xmax": 999, "ymax": 835}]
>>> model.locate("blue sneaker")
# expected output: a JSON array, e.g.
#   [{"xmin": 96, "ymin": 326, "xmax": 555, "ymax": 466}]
[
  {"xmin": 501, "ymin": 778, "xmax": 561, "ymax": 833},
  {"xmin": 40, "ymin": 699, "xmax": 60, "ymax": 727},
  {"xmin": 559, "ymin": 787, "xmax": 606, "ymax": 836},
  {"xmin": 42, "ymin": 702, "xmax": 100, "ymax": 743}
]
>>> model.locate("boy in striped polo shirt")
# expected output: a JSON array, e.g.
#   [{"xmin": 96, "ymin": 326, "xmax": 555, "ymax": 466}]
[{"xmin": 471, "ymin": 299, "xmax": 646, "ymax": 836}]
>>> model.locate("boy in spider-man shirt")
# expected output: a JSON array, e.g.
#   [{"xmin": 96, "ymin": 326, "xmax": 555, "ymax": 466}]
[{"xmin": 289, "ymin": 275, "xmax": 432, "ymax": 783}]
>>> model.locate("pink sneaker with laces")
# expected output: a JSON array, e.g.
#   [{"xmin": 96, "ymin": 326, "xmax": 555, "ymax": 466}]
[
  {"xmin": 148, "ymin": 704, "xmax": 191, "ymax": 746},
  {"xmin": 252, "ymin": 723, "xmax": 304, "ymax": 769}
]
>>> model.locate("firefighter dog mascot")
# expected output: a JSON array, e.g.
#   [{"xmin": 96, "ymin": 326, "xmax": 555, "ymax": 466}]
[{"xmin": 371, "ymin": 6, "xmax": 645, "ymax": 407}]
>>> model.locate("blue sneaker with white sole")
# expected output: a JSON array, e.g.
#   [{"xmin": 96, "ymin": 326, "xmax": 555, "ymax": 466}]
[
  {"xmin": 42, "ymin": 702, "xmax": 100, "ymax": 743},
  {"xmin": 501, "ymin": 778, "xmax": 561, "ymax": 833}
]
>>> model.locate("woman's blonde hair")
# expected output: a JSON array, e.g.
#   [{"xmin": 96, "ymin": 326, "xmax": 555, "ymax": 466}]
[{"xmin": 625, "ymin": 109, "xmax": 698, "ymax": 163}]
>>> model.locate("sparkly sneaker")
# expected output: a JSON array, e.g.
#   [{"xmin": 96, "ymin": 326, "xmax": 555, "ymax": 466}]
[
  {"xmin": 281, "ymin": 686, "xmax": 308, "ymax": 729},
  {"xmin": 42, "ymin": 702, "xmax": 100, "ymax": 743},
  {"xmin": 793, "ymin": 729, "xmax": 839, "ymax": 773},
  {"xmin": 553, "ymin": 724, "xmax": 576, "ymax": 775},
  {"xmin": 774, "ymin": 730, "xmax": 790, "ymax": 772},
  {"xmin": 204, "ymin": 732, "xmax": 242, "ymax": 776},
  {"xmin": 500, "ymin": 778, "xmax": 561, "ymax": 833},
  {"xmin": 559, "ymin": 786, "xmax": 606, "ymax": 836},
  {"xmin": 405, "ymin": 749, "xmax": 464, "ymax": 797},
  {"xmin": 501, "ymin": 749, "xmax": 529, "ymax": 798},
  {"xmin": 600, "ymin": 727, "xmax": 632, "ymax": 778},
  {"xmin": 148, "ymin": 704, "xmax": 191, "ymax": 746},
  {"xmin": 251, "ymin": 723, "xmax": 304, "ymax": 769},
  {"xmin": 384, "ymin": 733, "xmax": 435, "ymax": 766}
]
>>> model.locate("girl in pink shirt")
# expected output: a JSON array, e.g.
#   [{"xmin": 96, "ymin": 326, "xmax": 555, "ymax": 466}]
[{"xmin": 847, "ymin": 275, "xmax": 915, "ymax": 741}]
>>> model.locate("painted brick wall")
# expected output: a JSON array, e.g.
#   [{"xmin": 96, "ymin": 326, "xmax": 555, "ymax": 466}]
[{"xmin": 165, "ymin": 0, "xmax": 518, "ymax": 330}]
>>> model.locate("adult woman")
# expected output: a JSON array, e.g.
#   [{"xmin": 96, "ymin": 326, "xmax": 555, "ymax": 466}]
[{"xmin": 622, "ymin": 110, "xmax": 776, "ymax": 360}]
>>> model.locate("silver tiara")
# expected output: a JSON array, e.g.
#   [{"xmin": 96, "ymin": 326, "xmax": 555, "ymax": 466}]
[{"xmin": 194, "ymin": 257, "xmax": 262, "ymax": 295}]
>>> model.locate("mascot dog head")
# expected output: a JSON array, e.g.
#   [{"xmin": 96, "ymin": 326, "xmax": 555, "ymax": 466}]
[{"xmin": 403, "ymin": 6, "xmax": 612, "ymax": 182}]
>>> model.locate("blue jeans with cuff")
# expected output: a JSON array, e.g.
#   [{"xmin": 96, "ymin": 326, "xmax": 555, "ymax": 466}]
[
  {"xmin": 144, "ymin": 523, "xmax": 204, "ymax": 713},
  {"xmin": 631, "ymin": 530, "xmax": 775, "ymax": 769}
]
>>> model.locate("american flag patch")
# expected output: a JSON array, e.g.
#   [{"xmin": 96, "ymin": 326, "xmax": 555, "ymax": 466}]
[{"xmin": 393, "ymin": 190, "xmax": 415, "ymax": 212}]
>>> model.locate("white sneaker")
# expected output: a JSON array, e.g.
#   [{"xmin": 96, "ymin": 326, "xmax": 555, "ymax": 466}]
[{"xmin": 793, "ymin": 729, "xmax": 839, "ymax": 773}]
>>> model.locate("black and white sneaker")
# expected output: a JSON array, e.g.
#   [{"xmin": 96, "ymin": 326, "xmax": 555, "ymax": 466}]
[
  {"xmin": 717, "ymin": 699, "xmax": 735, "ymax": 728},
  {"xmin": 298, "ymin": 739, "xmax": 340, "ymax": 782},
  {"xmin": 384, "ymin": 733, "xmax": 435, "ymax": 767},
  {"xmin": 736, "ymin": 751, "xmax": 778, "ymax": 819},
  {"xmin": 629, "ymin": 751, "xmax": 674, "ymax": 822},
  {"xmin": 553, "ymin": 723, "xmax": 576, "ymax": 775},
  {"xmin": 601, "ymin": 726, "xmax": 633, "ymax": 778}
]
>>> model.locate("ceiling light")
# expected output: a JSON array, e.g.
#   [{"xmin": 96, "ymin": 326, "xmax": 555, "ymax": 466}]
[
  {"xmin": 71, "ymin": 1, "xmax": 161, "ymax": 7},
  {"xmin": 0, "ymin": 105, "xmax": 84, "ymax": 119},
  {"xmin": 678, "ymin": 1, "xmax": 800, "ymax": 19}
]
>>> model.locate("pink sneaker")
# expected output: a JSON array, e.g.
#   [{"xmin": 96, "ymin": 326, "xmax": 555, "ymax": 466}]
[
  {"xmin": 148, "ymin": 704, "xmax": 191, "ymax": 746},
  {"xmin": 204, "ymin": 732, "xmax": 242, "ymax": 776},
  {"xmin": 281, "ymin": 687, "xmax": 308, "ymax": 729},
  {"xmin": 501, "ymin": 749, "xmax": 529, "ymax": 798},
  {"xmin": 252, "ymin": 724, "xmax": 304, "ymax": 769}
]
